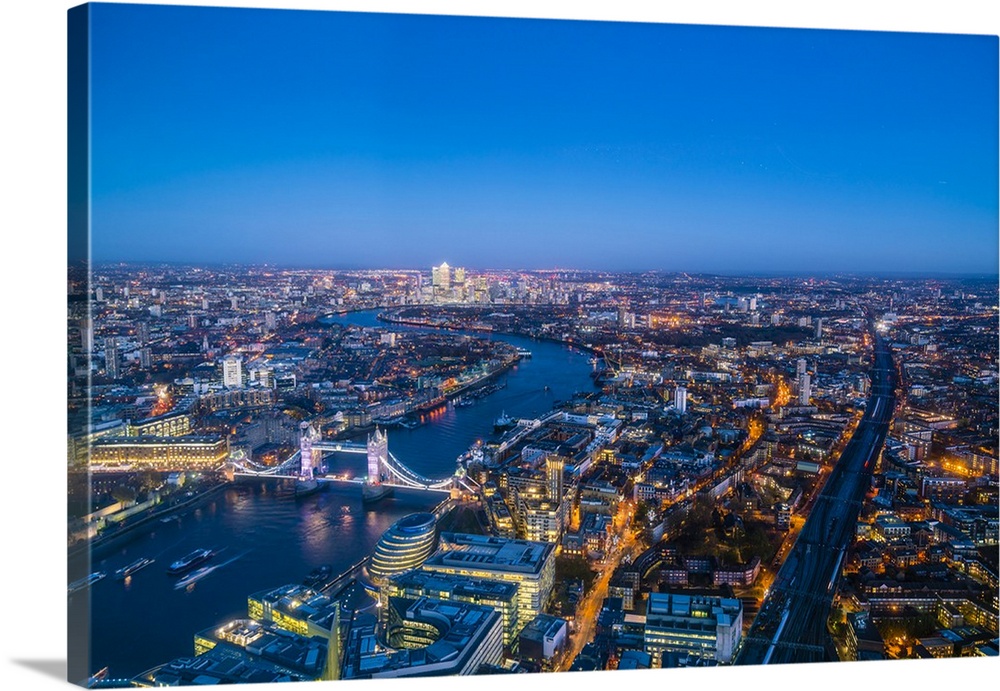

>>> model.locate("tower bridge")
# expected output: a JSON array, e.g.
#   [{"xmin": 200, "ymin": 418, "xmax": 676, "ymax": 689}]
[{"xmin": 230, "ymin": 423, "xmax": 475, "ymax": 495}]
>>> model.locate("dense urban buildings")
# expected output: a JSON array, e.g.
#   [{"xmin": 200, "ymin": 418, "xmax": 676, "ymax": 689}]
[{"xmin": 67, "ymin": 263, "xmax": 999, "ymax": 683}]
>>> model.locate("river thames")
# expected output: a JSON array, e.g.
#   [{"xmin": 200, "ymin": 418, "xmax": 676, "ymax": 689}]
[{"xmin": 72, "ymin": 310, "xmax": 594, "ymax": 680}]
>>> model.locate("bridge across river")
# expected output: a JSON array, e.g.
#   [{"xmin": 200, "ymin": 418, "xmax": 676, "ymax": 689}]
[{"xmin": 229, "ymin": 425, "xmax": 471, "ymax": 494}]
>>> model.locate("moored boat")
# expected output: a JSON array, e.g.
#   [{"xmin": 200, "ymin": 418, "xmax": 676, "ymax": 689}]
[
  {"xmin": 303, "ymin": 564, "xmax": 333, "ymax": 588},
  {"xmin": 493, "ymin": 411, "xmax": 515, "ymax": 433}
]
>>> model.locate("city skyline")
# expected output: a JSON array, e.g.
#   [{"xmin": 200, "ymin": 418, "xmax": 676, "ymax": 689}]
[
  {"xmin": 68, "ymin": 258, "xmax": 1000, "ymax": 682},
  {"xmin": 89, "ymin": 258, "xmax": 1000, "ymax": 279},
  {"xmin": 87, "ymin": 4, "xmax": 998, "ymax": 274}
]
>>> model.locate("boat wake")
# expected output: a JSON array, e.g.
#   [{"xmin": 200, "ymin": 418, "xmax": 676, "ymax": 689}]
[{"xmin": 174, "ymin": 551, "xmax": 249, "ymax": 590}]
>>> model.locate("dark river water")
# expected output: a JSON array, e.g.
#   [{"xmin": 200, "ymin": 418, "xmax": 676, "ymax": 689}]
[
  {"xmin": 323, "ymin": 310, "xmax": 597, "ymax": 479},
  {"xmin": 71, "ymin": 310, "xmax": 594, "ymax": 680}
]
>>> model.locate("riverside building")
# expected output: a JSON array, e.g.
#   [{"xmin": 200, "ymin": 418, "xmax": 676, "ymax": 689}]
[
  {"xmin": 420, "ymin": 533, "xmax": 555, "ymax": 633},
  {"xmin": 368, "ymin": 513, "xmax": 439, "ymax": 583},
  {"xmin": 381, "ymin": 570, "xmax": 521, "ymax": 648}
]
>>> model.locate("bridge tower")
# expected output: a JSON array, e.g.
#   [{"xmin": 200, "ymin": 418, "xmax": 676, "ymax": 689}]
[
  {"xmin": 367, "ymin": 427, "xmax": 388, "ymax": 483},
  {"xmin": 299, "ymin": 421, "xmax": 321, "ymax": 480}
]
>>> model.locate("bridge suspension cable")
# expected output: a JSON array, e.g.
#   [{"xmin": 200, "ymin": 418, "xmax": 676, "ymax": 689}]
[{"xmin": 229, "ymin": 434, "xmax": 459, "ymax": 491}]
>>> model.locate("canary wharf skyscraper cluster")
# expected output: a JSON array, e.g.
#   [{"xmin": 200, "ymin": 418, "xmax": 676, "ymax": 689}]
[
  {"xmin": 65, "ymin": 2, "xmax": 997, "ymax": 688},
  {"xmin": 68, "ymin": 264, "xmax": 999, "ymax": 684}
]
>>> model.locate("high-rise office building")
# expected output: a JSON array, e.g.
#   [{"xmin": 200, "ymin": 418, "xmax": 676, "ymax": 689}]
[
  {"xmin": 431, "ymin": 262, "xmax": 451, "ymax": 296},
  {"xmin": 546, "ymin": 456, "xmax": 564, "ymax": 503},
  {"xmin": 521, "ymin": 499, "xmax": 562, "ymax": 543},
  {"xmin": 798, "ymin": 372, "xmax": 812, "ymax": 405},
  {"xmin": 81, "ymin": 318, "xmax": 93, "ymax": 353},
  {"xmin": 815, "ymin": 317, "xmax": 824, "ymax": 340},
  {"xmin": 421, "ymin": 533, "xmax": 556, "ymax": 631},
  {"xmin": 674, "ymin": 386, "xmax": 687, "ymax": 414},
  {"xmin": 104, "ymin": 336, "xmax": 119, "ymax": 379},
  {"xmin": 223, "ymin": 356, "xmax": 243, "ymax": 388}
]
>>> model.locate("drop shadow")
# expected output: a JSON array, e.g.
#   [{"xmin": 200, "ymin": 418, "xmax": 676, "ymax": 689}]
[{"xmin": 11, "ymin": 659, "xmax": 67, "ymax": 682}]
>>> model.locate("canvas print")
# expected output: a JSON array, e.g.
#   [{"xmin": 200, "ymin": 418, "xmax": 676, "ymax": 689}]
[{"xmin": 67, "ymin": 2, "xmax": 999, "ymax": 687}]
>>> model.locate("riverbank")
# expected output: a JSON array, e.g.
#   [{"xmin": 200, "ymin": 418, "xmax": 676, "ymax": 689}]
[
  {"xmin": 318, "ymin": 307, "xmax": 595, "ymax": 478},
  {"xmin": 69, "ymin": 480, "xmax": 232, "ymax": 563},
  {"xmin": 376, "ymin": 311, "xmax": 496, "ymax": 333},
  {"xmin": 377, "ymin": 308, "xmax": 606, "ymax": 361}
]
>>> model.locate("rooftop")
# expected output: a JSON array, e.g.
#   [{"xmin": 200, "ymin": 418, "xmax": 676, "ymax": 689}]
[{"xmin": 424, "ymin": 533, "xmax": 555, "ymax": 576}]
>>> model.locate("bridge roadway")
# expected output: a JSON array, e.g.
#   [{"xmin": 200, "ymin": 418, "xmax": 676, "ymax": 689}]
[
  {"xmin": 735, "ymin": 333, "xmax": 897, "ymax": 666},
  {"xmin": 232, "ymin": 441, "xmax": 459, "ymax": 493}
]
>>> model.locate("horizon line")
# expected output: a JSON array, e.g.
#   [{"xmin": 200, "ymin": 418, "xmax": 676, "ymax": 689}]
[{"xmin": 86, "ymin": 259, "xmax": 1000, "ymax": 280}]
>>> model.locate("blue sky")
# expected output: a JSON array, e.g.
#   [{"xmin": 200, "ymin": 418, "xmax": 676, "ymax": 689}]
[{"xmin": 88, "ymin": 3, "xmax": 998, "ymax": 273}]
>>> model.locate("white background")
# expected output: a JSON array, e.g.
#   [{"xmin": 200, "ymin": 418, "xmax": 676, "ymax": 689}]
[{"xmin": 0, "ymin": 1, "xmax": 996, "ymax": 689}]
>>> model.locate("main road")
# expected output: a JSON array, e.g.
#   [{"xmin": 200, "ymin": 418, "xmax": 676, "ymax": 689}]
[{"xmin": 735, "ymin": 330, "xmax": 897, "ymax": 665}]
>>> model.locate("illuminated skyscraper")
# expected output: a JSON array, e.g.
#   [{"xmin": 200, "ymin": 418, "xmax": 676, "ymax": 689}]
[
  {"xmin": 546, "ymin": 456, "xmax": 564, "ymax": 503},
  {"xmin": 432, "ymin": 262, "xmax": 451, "ymax": 296},
  {"xmin": 798, "ymin": 372, "xmax": 812, "ymax": 405},
  {"xmin": 223, "ymin": 356, "xmax": 243, "ymax": 388},
  {"xmin": 104, "ymin": 336, "xmax": 119, "ymax": 379},
  {"xmin": 81, "ymin": 317, "xmax": 93, "ymax": 353},
  {"xmin": 674, "ymin": 386, "xmax": 687, "ymax": 414}
]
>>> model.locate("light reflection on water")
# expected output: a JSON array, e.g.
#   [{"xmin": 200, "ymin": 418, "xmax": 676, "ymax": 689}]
[
  {"xmin": 74, "ymin": 483, "xmax": 442, "ymax": 679},
  {"xmin": 76, "ymin": 310, "xmax": 595, "ymax": 680}
]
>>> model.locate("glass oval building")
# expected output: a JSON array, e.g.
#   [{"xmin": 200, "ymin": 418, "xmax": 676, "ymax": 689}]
[{"xmin": 368, "ymin": 512, "xmax": 438, "ymax": 582}]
